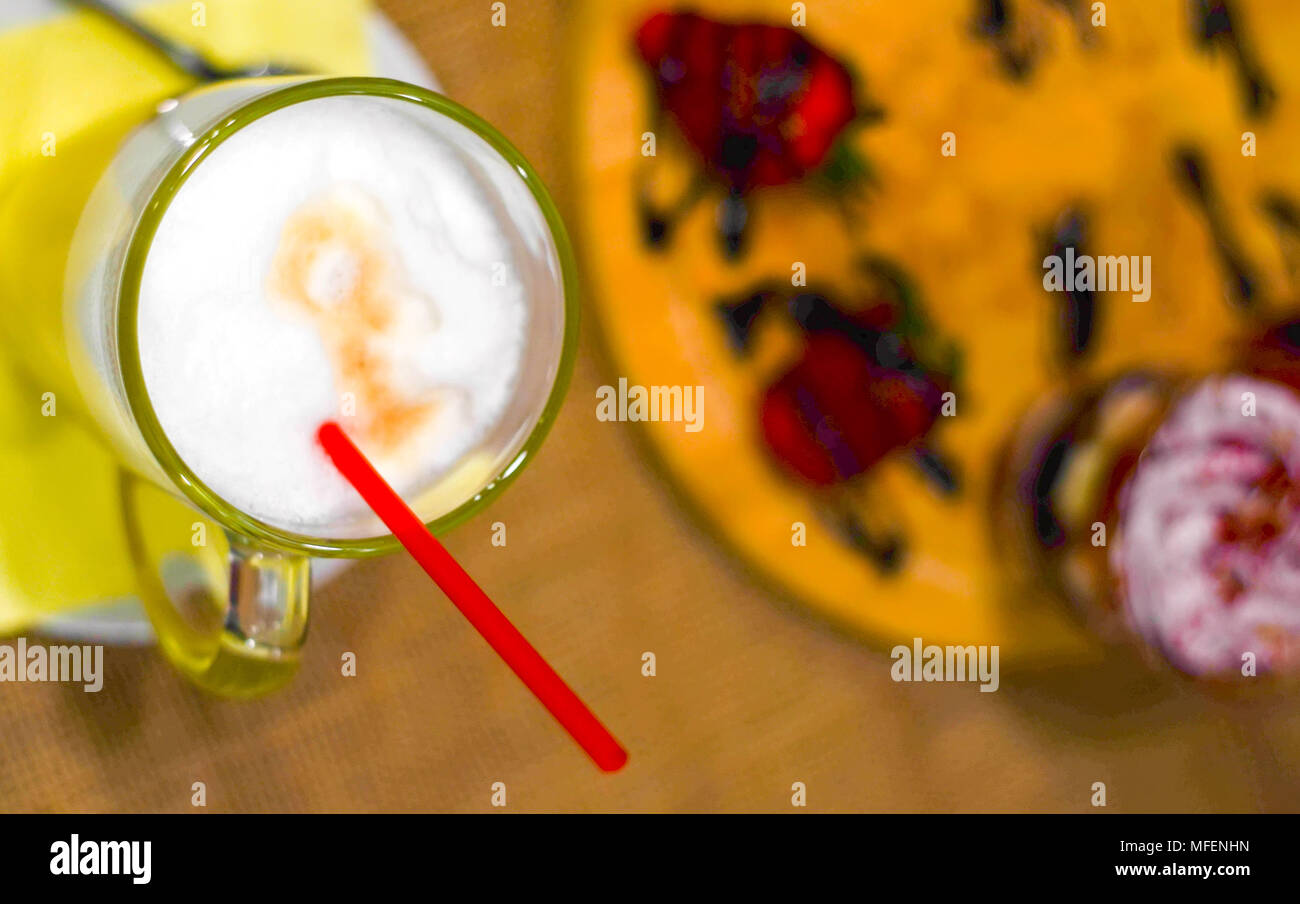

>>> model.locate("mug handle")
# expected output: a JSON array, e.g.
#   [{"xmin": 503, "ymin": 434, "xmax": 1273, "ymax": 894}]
[{"xmin": 119, "ymin": 469, "xmax": 311, "ymax": 697}]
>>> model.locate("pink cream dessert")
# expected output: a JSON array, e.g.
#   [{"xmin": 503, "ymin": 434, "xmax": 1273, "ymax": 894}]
[{"xmin": 1111, "ymin": 376, "xmax": 1300, "ymax": 677}]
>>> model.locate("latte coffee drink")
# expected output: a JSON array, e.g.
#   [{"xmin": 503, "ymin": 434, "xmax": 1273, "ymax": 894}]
[{"xmin": 133, "ymin": 94, "xmax": 532, "ymax": 535}]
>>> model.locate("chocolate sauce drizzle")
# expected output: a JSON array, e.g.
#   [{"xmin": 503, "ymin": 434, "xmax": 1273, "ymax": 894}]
[
  {"xmin": 1172, "ymin": 145, "xmax": 1258, "ymax": 309},
  {"xmin": 1189, "ymin": 0, "xmax": 1276, "ymax": 119},
  {"xmin": 1042, "ymin": 206, "xmax": 1097, "ymax": 361}
]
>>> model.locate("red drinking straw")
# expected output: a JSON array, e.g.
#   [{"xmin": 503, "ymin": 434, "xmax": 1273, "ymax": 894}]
[{"xmin": 317, "ymin": 421, "xmax": 628, "ymax": 773}]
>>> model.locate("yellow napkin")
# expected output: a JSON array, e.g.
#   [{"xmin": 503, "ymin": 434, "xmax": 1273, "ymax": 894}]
[{"xmin": 0, "ymin": 0, "xmax": 373, "ymax": 633}]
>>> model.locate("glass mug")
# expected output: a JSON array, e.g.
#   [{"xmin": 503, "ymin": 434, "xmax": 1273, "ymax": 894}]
[
  {"xmin": 57, "ymin": 77, "xmax": 579, "ymax": 696},
  {"xmin": 992, "ymin": 368, "xmax": 1300, "ymax": 689},
  {"xmin": 990, "ymin": 371, "xmax": 1176, "ymax": 650}
]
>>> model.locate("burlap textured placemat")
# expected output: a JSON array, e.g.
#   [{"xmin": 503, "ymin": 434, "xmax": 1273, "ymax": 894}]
[{"xmin": 1, "ymin": 0, "xmax": 1298, "ymax": 813}]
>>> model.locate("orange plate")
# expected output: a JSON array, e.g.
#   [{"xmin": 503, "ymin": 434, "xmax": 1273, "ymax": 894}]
[{"xmin": 571, "ymin": 0, "xmax": 1300, "ymax": 665}]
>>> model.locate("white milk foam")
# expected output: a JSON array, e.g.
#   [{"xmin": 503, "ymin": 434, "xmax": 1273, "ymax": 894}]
[{"xmin": 137, "ymin": 95, "xmax": 527, "ymax": 534}]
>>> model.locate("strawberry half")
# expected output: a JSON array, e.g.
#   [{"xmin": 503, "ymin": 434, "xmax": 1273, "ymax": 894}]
[
  {"xmin": 635, "ymin": 11, "xmax": 857, "ymax": 188},
  {"xmin": 633, "ymin": 10, "xmax": 868, "ymax": 256},
  {"xmin": 1246, "ymin": 317, "xmax": 1300, "ymax": 392},
  {"xmin": 716, "ymin": 274, "xmax": 961, "ymax": 572},
  {"xmin": 760, "ymin": 331, "xmax": 947, "ymax": 486}
]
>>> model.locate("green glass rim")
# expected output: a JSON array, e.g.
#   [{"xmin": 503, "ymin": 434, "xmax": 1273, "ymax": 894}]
[{"xmin": 117, "ymin": 77, "xmax": 581, "ymax": 556}]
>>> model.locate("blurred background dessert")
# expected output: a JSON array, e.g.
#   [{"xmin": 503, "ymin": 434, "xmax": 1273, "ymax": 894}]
[
  {"xmin": 995, "ymin": 369, "xmax": 1300, "ymax": 682},
  {"xmin": 1114, "ymin": 374, "xmax": 1300, "ymax": 678}
]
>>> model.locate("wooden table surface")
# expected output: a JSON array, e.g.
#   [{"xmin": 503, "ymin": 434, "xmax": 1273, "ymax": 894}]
[{"xmin": 1, "ymin": 0, "xmax": 1298, "ymax": 813}]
